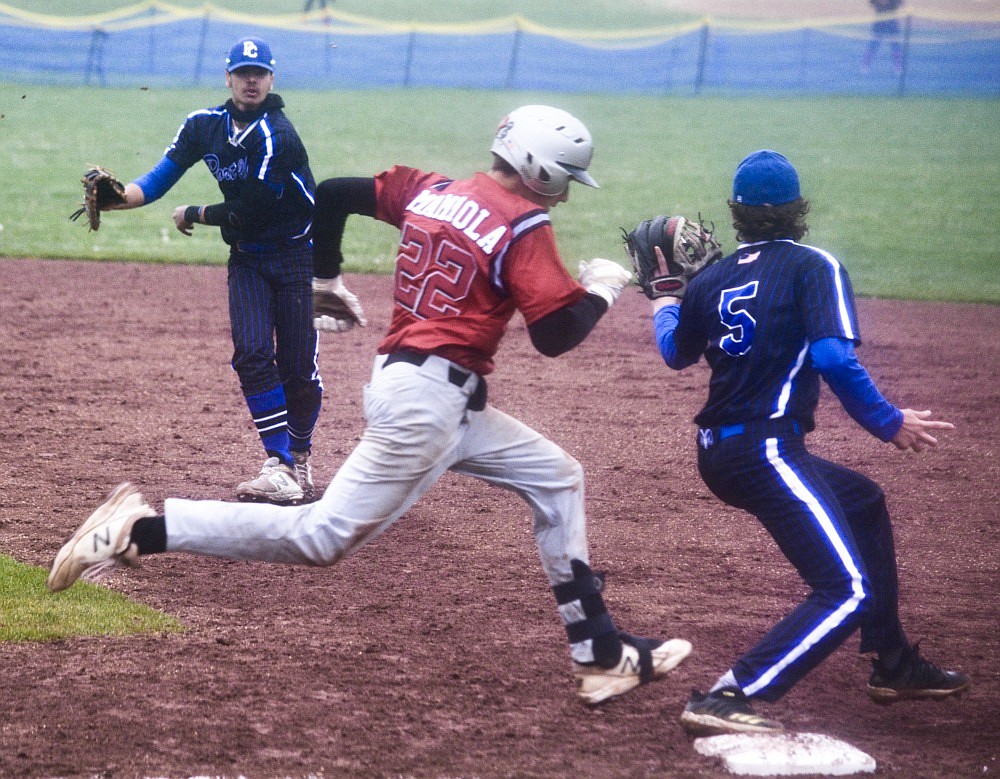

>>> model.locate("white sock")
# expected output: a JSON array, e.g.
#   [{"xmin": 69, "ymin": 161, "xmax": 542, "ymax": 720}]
[{"xmin": 710, "ymin": 669, "xmax": 739, "ymax": 693}]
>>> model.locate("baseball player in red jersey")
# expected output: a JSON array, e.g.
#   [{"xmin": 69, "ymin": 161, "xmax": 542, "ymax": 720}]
[{"xmin": 48, "ymin": 105, "xmax": 692, "ymax": 705}]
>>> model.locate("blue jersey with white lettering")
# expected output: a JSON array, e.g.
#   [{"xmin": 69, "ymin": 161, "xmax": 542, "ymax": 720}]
[
  {"xmin": 673, "ymin": 239, "xmax": 861, "ymax": 431},
  {"xmin": 165, "ymin": 94, "xmax": 315, "ymax": 246}
]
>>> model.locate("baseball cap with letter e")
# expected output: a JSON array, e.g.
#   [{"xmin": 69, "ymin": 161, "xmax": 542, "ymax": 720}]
[
  {"xmin": 226, "ymin": 37, "xmax": 275, "ymax": 73},
  {"xmin": 732, "ymin": 149, "xmax": 800, "ymax": 206}
]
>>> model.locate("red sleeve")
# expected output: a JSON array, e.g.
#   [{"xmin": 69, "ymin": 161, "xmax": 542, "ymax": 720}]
[
  {"xmin": 374, "ymin": 165, "xmax": 450, "ymax": 227},
  {"xmin": 502, "ymin": 225, "xmax": 587, "ymax": 326}
]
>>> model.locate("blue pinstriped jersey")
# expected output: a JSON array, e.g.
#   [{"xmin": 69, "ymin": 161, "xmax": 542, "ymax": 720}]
[
  {"xmin": 165, "ymin": 95, "xmax": 315, "ymax": 246},
  {"xmin": 674, "ymin": 239, "xmax": 861, "ymax": 431}
]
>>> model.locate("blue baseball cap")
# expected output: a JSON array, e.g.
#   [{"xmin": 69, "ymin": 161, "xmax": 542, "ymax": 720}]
[
  {"xmin": 226, "ymin": 37, "xmax": 275, "ymax": 73},
  {"xmin": 732, "ymin": 150, "xmax": 800, "ymax": 206}
]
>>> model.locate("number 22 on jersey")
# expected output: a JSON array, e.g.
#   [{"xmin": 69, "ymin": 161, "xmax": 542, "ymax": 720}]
[{"xmin": 395, "ymin": 222, "xmax": 478, "ymax": 319}]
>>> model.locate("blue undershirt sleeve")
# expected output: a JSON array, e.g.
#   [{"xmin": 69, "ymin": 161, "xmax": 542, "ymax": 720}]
[
  {"xmin": 810, "ymin": 336, "xmax": 903, "ymax": 442},
  {"xmin": 132, "ymin": 156, "xmax": 184, "ymax": 204},
  {"xmin": 653, "ymin": 303, "xmax": 700, "ymax": 370}
]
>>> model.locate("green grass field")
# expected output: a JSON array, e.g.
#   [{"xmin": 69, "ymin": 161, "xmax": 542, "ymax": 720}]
[
  {"xmin": 9, "ymin": 0, "xmax": 703, "ymax": 28},
  {"xmin": 2, "ymin": 84, "xmax": 997, "ymax": 302},
  {"xmin": 0, "ymin": 555, "xmax": 182, "ymax": 642}
]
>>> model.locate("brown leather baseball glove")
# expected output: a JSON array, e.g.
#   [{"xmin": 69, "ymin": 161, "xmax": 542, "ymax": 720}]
[
  {"xmin": 623, "ymin": 214, "xmax": 723, "ymax": 300},
  {"xmin": 70, "ymin": 166, "xmax": 127, "ymax": 231}
]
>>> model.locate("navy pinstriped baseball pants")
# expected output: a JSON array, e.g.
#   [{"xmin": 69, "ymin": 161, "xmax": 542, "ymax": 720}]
[
  {"xmin": 227, "ymin": 245, "xmax": 322, "ymax": 450},
  {"xmin": 697, "ymin": 422, "xmax": 908, "ymax": 702}
]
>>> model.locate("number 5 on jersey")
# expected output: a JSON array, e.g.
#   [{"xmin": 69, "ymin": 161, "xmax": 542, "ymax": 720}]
[{"xmin": 719, "ymin": 281, "xmax": 758, "ymax": 357}]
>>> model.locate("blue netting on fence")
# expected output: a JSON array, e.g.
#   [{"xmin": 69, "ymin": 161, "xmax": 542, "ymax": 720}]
[{"xmin": 1, "ymin": 4, "xmax": 998, "ymax": 96}]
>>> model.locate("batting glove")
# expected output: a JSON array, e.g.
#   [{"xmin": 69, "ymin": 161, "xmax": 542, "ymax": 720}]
[
  {"xmin": 312, "ymin": 276, "xmax": 368, "ymax": 333},
  {"xmin": 578, "ymin": 258, "xmax": 632, "ymax": 307}
]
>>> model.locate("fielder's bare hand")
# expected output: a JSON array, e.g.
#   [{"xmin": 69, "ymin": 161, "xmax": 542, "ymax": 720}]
[
  {"xmin": 890, "ymin": 408, "xmax": 954, "ymax": 452},
  {"xmin": 173, "ymin": 205, "xmax": 195, "ymax": 236}
]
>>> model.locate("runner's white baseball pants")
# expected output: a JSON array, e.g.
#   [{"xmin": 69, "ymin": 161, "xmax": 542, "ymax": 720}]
[{"xmin": 165, "ymin": 353, "xmax": 590, "ymax": 585}]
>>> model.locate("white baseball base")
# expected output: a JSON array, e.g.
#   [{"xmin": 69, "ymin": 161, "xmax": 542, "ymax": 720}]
[{"xmin": 693, "ymin": 732, "xmax": 876, "ymax": 776}]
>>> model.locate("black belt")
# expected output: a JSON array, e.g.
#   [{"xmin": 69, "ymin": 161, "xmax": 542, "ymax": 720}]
[
  {"xmin": 698, "ymin": 418, "xmax": 802, "ymax": 449},
  {"xmin": 383, "ymin": 351, "xmax": 487, "ymax": 411}
]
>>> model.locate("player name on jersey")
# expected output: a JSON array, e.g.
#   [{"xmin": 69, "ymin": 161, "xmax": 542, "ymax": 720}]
[{"xmin": 405, "ymin": 189, "xmax": 507, "ymax": 254}]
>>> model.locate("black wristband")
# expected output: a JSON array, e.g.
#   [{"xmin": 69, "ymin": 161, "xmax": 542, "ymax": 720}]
[{"xmin": 184, "ymin": 205, "xmax": 200, "ymax": 224}]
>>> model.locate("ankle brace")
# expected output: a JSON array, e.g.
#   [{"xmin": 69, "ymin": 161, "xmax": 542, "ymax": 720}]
[{"xmin": 552, "ymin": 559, "xmax": 622, "ymax": 667}]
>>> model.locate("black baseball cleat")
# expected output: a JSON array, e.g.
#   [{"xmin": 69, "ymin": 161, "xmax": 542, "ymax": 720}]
[
  {"xmin": 679, "ymin": 687, "xmax": 784, "ymax": 736},
  {"xmin": 867, "ymin": 643, "xmax": 971, "ymax": 704}
]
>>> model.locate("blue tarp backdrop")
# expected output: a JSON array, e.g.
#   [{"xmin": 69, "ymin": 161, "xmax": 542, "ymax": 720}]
[{"xmin": 2, "ymin": 2, "xmax": 998, "ymax": 96}]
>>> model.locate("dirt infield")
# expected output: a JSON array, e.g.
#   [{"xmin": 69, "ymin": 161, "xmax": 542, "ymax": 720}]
[{"xmin": 1, "ymin": 257, "xmax": 997, "ymax": 779}]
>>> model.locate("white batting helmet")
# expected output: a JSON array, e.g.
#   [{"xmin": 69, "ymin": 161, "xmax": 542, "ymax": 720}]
[{"xmin": 490, "ymin": 105, "xmax": 598, "ymax": 197}]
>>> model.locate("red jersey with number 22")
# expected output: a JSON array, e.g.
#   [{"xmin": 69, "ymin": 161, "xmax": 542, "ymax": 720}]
[{"xmin": 374, "ymin": 165, "xmax": 586, "ymax": 376}]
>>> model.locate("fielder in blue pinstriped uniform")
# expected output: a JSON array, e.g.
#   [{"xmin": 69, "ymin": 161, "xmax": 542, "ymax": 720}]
[
  {"xmin": 105, "ymin": 37, "xmax": 357, "ymax": 504},
  {"xmin": 648, "ymin": 150, "xmax": 969, "ymax": 735}
]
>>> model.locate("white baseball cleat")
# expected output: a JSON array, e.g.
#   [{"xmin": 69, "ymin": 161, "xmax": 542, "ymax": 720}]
[
  {"xmin": 236, "ymin": 457, "xmax": 304, "ymax": 504},
  {"xmin": 575, "ymin": 635, "xmax": 693, "ymax": 705},
  {"xmin": 291, "ymin": 450, "xmax": 316, "ymax": 503},
  {"xmin": 48, "ymin": 482, "xmax": 154, "ymax": 592}
]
